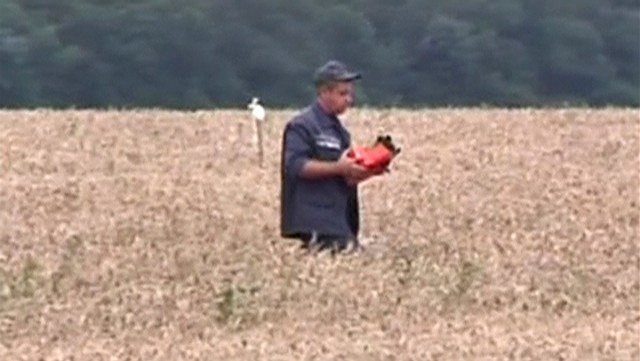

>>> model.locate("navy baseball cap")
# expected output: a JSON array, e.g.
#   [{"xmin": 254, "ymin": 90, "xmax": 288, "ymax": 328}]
[{"xmin": 313, "ymin": 60, "xmax": 362, "ymax": 86}]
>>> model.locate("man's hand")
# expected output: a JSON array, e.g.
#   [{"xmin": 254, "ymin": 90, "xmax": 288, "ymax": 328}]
[
  {"xmin": 298, "ymin": 149, "xmax": 384, "ymax": 185},
  {"xmin": 346, "ymin": 167, "xmax": 387, "ymax": 186},
  {"xmin": 369, "ymin": 164, "xmax": 388, "ymax": 176},
  {"xmin": 337, "ymin": 149, "xmax": 368, "ymax": 180},
  {"xmin": 340, "ymin": 149, "xmax": 387, "ymax": 186},
  {"xmin": 299, "ymin": 149, "xmax": 365, "ymax": 180}
]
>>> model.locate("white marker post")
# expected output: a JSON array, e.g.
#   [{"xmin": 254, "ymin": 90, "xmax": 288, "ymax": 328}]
[{"xmin": 248, "ymin": 97, "xmax": 266, "ymax": 167}]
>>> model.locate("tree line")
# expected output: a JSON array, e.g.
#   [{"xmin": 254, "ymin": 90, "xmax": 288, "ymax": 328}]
[{"xmin": 0, "ymin": 0, "xmax": 638, "ymax": 108}]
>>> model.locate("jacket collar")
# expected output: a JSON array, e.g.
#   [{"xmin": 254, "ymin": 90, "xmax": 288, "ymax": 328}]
[
  {"xmin": 311, "ymin": 100, "xmax": 341, "ymax": 128},
  {"xmin": 311, "ymin": 100, "xmax": 350, "ymax": 146}
]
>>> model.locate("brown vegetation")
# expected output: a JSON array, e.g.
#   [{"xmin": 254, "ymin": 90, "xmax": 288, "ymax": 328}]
[{"xmin": 0, "ymin": 108, "xmax": 638, "ymax": 360}]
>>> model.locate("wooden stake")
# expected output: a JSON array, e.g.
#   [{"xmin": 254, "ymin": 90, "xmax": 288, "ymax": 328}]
[{"xmin": 255, "ymin": 118, "xmax": 264, "ymax": 167}]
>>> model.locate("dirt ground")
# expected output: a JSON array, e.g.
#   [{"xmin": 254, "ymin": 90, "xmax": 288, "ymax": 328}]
[{"xmin": 0, "ymin": 108, "xmax": 638, "ymax": 360}]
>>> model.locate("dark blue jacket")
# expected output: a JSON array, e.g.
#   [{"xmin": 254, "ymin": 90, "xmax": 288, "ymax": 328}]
[{"xmin": 280, "ymin": 101, "xmax": 359, "ymax": 239}]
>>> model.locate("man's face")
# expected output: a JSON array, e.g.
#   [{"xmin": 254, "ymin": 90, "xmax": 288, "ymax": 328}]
[{"xmin": 319, "ymin": 81, "xmax": 354, "ymax": 115}]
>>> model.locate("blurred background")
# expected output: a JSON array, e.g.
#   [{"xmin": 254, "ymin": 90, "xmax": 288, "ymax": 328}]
[{"xmin": 0, "ymin": 0, "xmax": 638, "ymax": 109}]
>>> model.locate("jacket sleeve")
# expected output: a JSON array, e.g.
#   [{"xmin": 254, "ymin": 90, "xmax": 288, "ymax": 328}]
[{"xmin": 283, "ymin": 121, "xmax": 313, "ymax": 178}]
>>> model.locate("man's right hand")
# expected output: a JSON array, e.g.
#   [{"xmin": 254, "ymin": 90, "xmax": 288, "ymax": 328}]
[
  {"xmin": 299, "ymin": 149, "xmax": 371, "ymax": 181},
  {"xmin": 337, "ymin": 149, "xmax": 369, "ymax": 180}
]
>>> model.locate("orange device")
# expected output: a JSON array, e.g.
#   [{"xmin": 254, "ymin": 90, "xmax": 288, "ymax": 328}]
[{"xmin": 347, "ymin": 135, "xmax": 401, "ymax": 170}]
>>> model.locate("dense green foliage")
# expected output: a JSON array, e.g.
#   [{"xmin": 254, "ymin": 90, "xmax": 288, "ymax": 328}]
[{"xmin": 0, "ymin": 0, "xmax": 638, "ymax": 108}]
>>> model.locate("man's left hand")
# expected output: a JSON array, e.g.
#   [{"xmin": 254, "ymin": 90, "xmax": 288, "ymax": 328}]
[{"xmin": 345, "ymin": 165, "xmax": 387, "ymax": 186}]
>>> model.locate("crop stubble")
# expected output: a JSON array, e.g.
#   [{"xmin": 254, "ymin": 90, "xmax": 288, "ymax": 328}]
[{"xmin": 0, "ymin": 108, "xmax": 638, "ymax": 360}]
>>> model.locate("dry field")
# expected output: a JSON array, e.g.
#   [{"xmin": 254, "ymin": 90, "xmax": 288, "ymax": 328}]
[{"xmin": 0, "ymin": 108, "xmax": 638, "ymax": 360}]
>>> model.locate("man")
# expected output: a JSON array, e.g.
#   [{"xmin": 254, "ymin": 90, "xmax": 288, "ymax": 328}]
[{"xmin": 280, "ymin": 60, "xmax": 383, "ymax": 253}]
